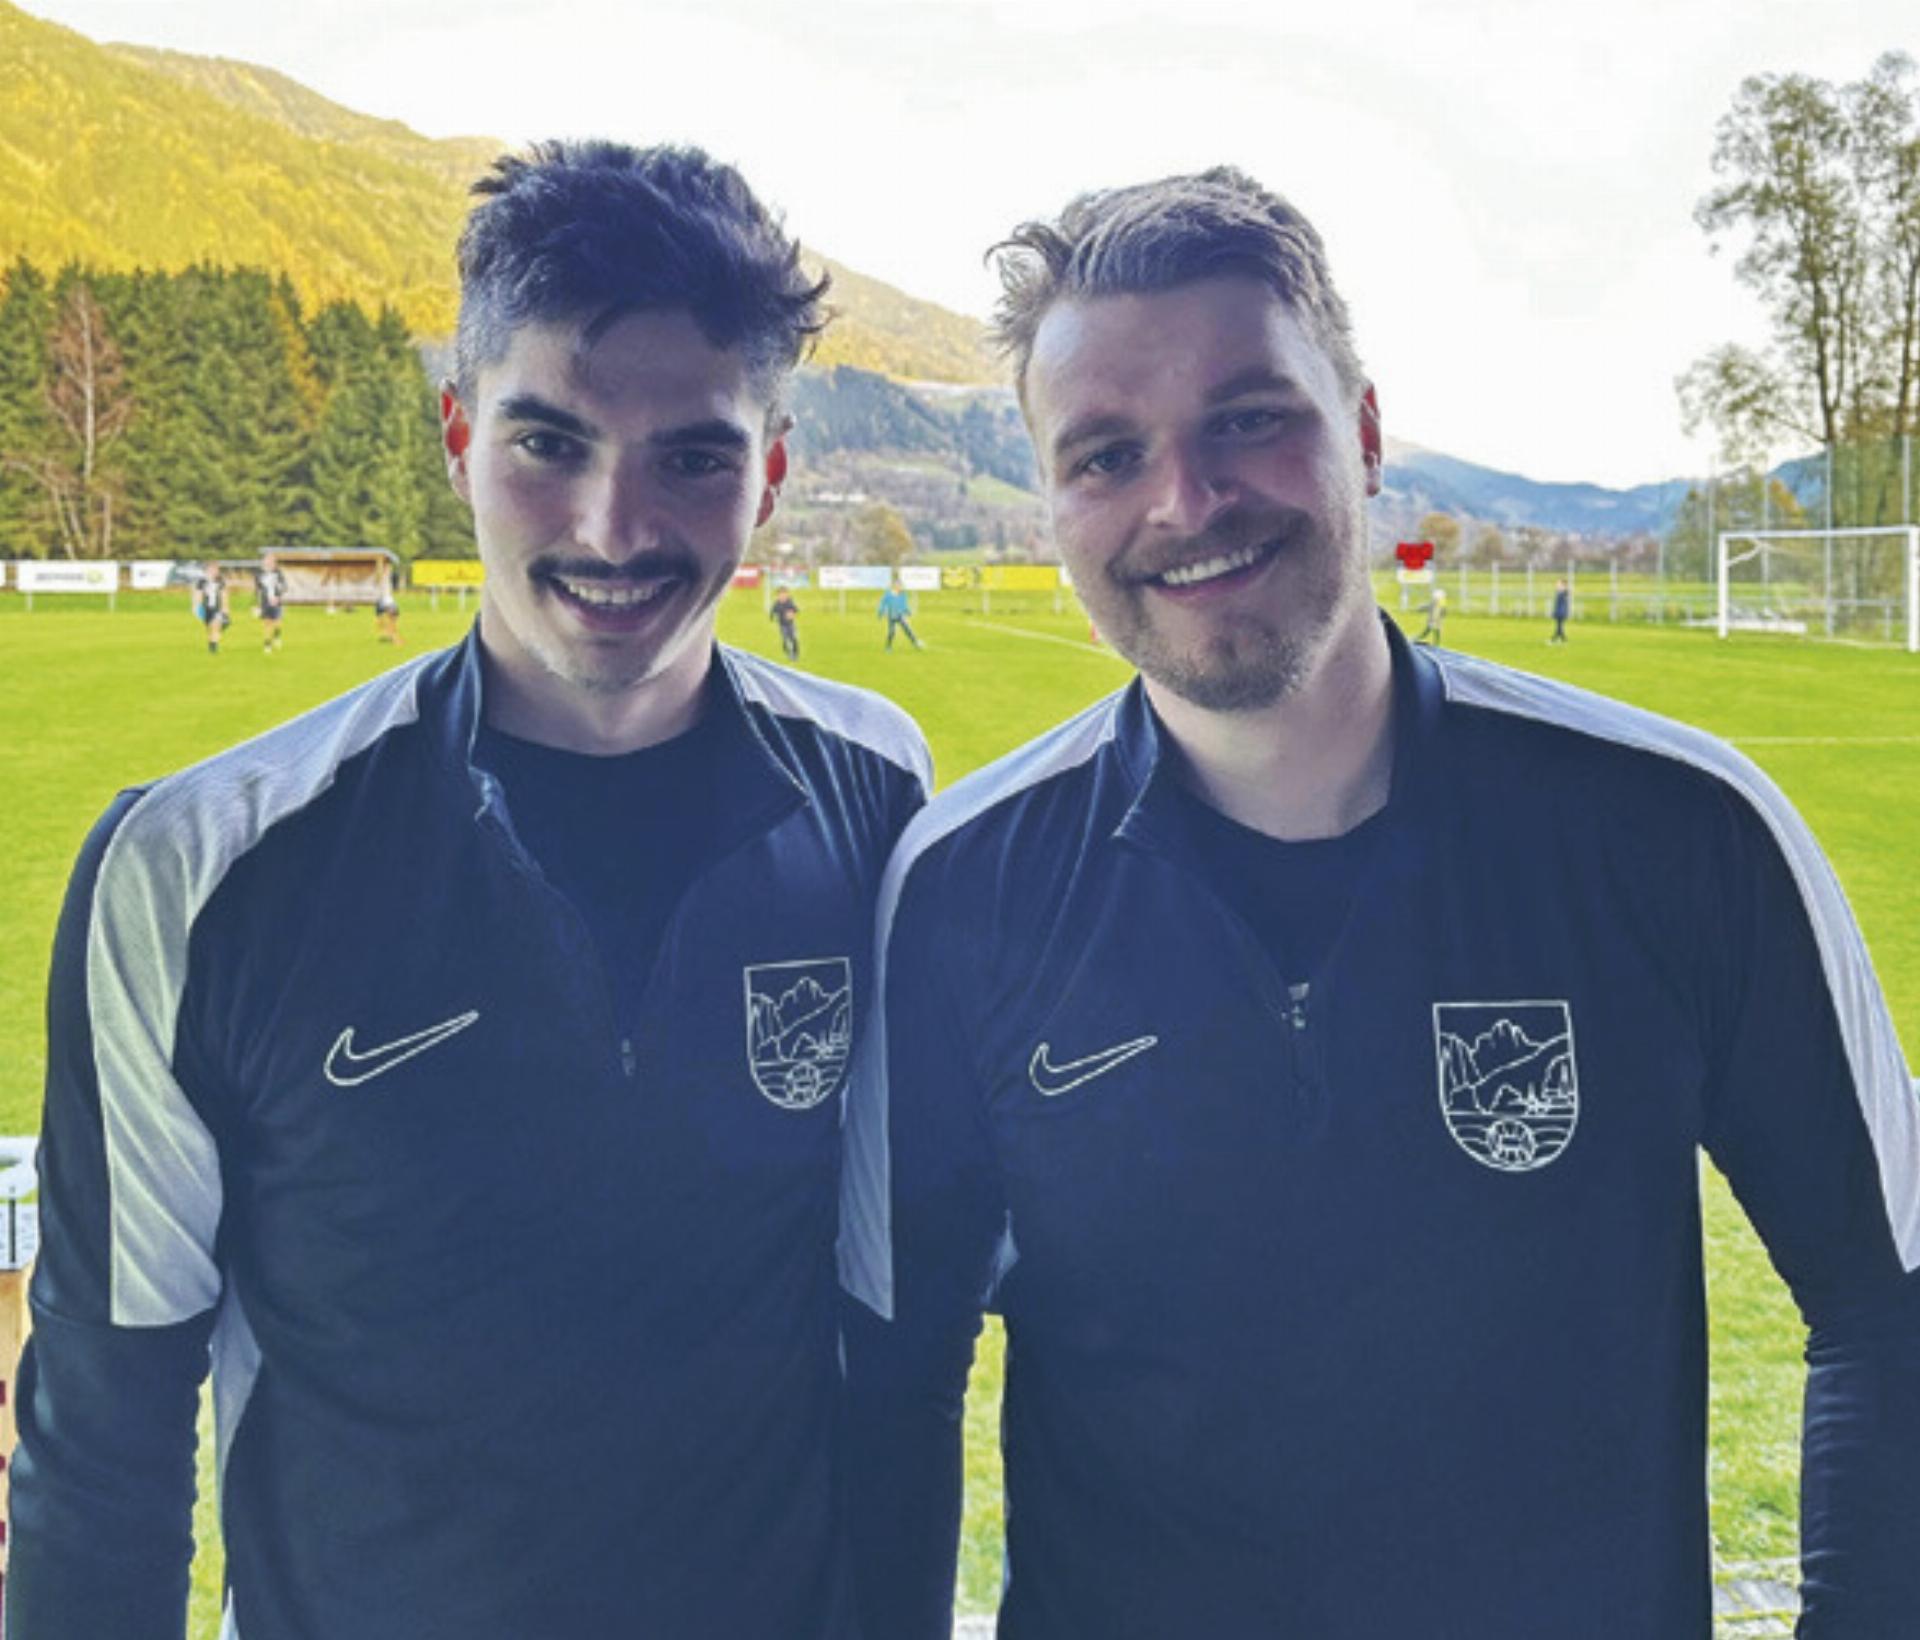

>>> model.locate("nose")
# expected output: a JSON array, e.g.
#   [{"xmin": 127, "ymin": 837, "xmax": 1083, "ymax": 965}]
[
  {"xmin": 1145, "ymin": 443, "xmax": 1235, "ymax": 536},
  {"xmin": 575, "ymin": 459, "xmax": 661, "ymax": 564}
]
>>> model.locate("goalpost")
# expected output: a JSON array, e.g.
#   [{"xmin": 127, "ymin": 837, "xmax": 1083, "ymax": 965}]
[{"xmin": 1716, "ymin": 525, "xmax": 1920, "ymax": 652}]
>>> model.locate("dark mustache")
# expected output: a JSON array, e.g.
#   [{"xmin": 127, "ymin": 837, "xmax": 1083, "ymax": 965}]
[{"xmin": 535, "ymin": 553, "xmax": 699, "ymax": 584}]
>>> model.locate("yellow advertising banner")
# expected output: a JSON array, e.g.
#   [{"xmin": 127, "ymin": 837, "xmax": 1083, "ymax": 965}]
[
  {"xmin": 979, "ymin": 565, "xmax": 1061, "ymax": 591},
  {"xmin": 411, "ymin": 560, "xmax": 487, "ymax": 589}
]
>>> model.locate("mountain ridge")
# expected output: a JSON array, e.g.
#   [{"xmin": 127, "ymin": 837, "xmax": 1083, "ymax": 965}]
[
  {"xmin": 0, "ymin": 0, "xmax": 996, "ymax": 381},
  {"xmin": 1, "ymin": 0, "xmax": 1734, "ymax": 533}
]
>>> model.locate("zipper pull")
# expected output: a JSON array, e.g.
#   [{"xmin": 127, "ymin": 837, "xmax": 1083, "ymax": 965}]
[
  {"xmin": 1287, "ymin": 982, "xmax": 1311, "ymax": 1031},
  {"xmin": 620, "ymin": 1038, "xmax": 636, "ymax": 1079}
]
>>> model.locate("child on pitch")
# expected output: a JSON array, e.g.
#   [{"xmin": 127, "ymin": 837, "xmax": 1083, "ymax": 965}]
[
  {"xmin": 256, "ymin": 552, "xmax": 288, "ymax": 653},
  {"xmin": 878, "ymin": 576, "xmax": 922, "ymax": 650},
  {"xmin": 194, "ymin": 561, "xmax": 231, "ymax": 654},
  {"xmin": 374, "ymin": 560, "xmax": 403, "ymax": 644},
  {"xmin": 770, "ymin": 587, "xmax": 801, "ymax": 660}
]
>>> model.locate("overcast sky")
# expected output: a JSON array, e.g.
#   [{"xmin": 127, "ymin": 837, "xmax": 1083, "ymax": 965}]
[{"xmin": 21, "ymin": 0, "xmax": 1918, "ymax": 486}]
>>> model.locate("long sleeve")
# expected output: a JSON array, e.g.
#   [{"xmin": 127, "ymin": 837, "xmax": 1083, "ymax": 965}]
[
  {"xmin": 1696, "ymin": 782, "xmax": 1920, "ymax": 1636},
  {"xmin": 839, "ymin": 860, "xmax": 1006, "ymax": 1640},
  {"xmin": 7, "ymin": 793, "xmax": 218, "ymax": 1640}
]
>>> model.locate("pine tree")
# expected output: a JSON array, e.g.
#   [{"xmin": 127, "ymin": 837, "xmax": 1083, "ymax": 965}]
[{"xmin": 0, "ymin": 260, "xmax": 57, "ymax": 555}]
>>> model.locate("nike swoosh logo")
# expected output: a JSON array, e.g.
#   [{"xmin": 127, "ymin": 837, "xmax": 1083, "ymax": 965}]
[
  {"xmin": 1029, "ymin": 1034, "xmax": 1159, "ymax": 1098},
  {"xmin": 325, "ymin": 1011, "xmax": 481, "ymax": 1088}
]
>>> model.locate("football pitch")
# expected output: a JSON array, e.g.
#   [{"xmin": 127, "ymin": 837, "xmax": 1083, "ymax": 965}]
[{"xmin": 1, "ymin": 587, "xmax": 1914, "ymax": 1632}]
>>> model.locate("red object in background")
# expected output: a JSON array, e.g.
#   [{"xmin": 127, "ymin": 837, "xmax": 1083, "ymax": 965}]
[{"xmin": 1396, "ymin": 541, "xmax": 1435, "ymax": 570}]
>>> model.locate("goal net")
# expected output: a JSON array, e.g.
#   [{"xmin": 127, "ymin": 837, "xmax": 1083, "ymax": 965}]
[{"xmin": 1716, "ymin": 526, "xmax": 1919, "ymax": 651}]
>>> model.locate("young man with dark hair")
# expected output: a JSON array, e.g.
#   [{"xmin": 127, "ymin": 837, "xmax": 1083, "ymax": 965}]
[
  {"xmin": 12, "ymin": 140, "xmax": 929, "ymax": 1640},
  {"xmin": 841, "ymin": 166, "xmax": 1920, "ymax": 1637}
]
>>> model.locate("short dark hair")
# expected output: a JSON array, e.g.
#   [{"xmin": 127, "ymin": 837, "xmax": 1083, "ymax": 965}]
[
  {"xmin": 989, "ymin": 165, "xmax": 1362, "ymax": 399},
  {"xmin": 454, "ymin": 140, "xmax": 829, "ymax": 405}
]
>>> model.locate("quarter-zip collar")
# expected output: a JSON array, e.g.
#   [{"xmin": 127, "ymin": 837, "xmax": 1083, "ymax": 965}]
[
  {"xmin": 426, "ymin": 624, "xmax": 809, "ymax": 865},
  {"xmin": 1112, "ymin": 613, "xmax": 1446, "ymax": 869}
]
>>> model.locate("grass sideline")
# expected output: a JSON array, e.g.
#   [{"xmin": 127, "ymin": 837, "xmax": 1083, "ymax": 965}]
[{"xmin": 0, "ymin": 587, "xmax": 1913, "ymax": 1632}]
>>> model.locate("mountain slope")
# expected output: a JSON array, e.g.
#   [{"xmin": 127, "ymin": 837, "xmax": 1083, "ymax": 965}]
[
  {"xmin": 0, "ymin": 0, "xmax": 995, "ymax": 379},
  {"xmin": 0, "ymin": 1, "xmax": 472, "ymax": 329},
  {"xmin": 1386, "ymin": 439, "xmax": 1692, "ymax": 537}
]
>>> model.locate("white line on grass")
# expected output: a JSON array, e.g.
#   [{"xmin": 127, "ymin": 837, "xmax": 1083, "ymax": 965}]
[
  {"xmin": 1733, "ymin": 735, "xmax": 1920, "ymax": 746},
  {"xmin": 965, "ymin": 618, "xmax": 1114, "ymax": 658}
]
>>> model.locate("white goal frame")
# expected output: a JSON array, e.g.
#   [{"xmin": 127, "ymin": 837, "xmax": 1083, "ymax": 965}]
[{"xmin": 1716, "ymin": 525, "xmax": 1919, "ymax": 652}]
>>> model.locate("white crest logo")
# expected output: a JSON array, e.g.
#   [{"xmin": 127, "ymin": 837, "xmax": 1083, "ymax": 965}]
[
  {"xmin": 744, "ymin": 958, "xmax": 853, "ymax": 1111},
  {"xmin": 1433, "ymin": 1000, "xmax": 1579, "ymax": 1172}
]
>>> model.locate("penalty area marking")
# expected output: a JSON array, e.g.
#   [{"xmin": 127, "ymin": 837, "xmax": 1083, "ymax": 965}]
[{"xmin": 964, "ymin": 619, "xmax": 1114, "ymax": 658}]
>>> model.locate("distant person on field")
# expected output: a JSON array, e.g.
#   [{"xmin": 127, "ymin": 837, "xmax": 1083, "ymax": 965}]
[
  {"xmin": 374, "ymin": 559, "xmax": 403, "ymax": 644},
  {"xmin": 879, "ymin": 576, "xmax": 922, "ymax": 650},
  {"xmin": 771, "ymin": 586, "xmax": 801, "ymax": 660},
  {"xmin": 1550, "ymin": 577, "xmax": 1571, "ymax": 643},
  {"xmin": 1417, "ymin": 581, "xmax": 1447, "ymax": 644},
  {"xmin": 256, "ymin": 551, "xmax": 288, "ymax": 653},
  {"xmin": 193, "ymin": 560, "xmax": 230, "ymax": 654},
  {"xmin": 841, "ymin": 163, "xmax": 1920, "ymax": 1640},
  {"xmin": 10, "ymin": 139, "xmax": 929, "ymax": 1640}
]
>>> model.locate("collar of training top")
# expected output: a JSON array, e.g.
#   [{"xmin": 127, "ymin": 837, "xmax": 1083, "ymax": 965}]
[{"xmin": 1109, "ymin": 611, "xmax": 1448, "ymax": 856}]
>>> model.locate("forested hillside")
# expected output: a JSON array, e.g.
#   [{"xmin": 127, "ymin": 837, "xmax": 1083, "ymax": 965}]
[
  {"xmin": 0, "ymin": 1, "xmax": 995, "ymax": 380},
  {"xmin": 0, "ymin": 260, "xmax": 469, "ymax": 560}
]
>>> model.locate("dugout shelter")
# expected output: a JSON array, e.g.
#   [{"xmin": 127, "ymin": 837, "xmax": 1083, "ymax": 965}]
[{"xmin": 238, "ymin": 548, "xmax": 399, "ymax": 609}]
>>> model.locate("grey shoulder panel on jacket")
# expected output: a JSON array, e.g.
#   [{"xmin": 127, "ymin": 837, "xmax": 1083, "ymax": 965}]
[
  {"xmin": 882, "ymin": 687, "xmax": 1125, "ymax": 911},
  {"xmin": 88, "ymin": 656, "xmax": 435, "ymax": 1328},
  {"xmin": 726, "ymin": 647, "xmax": 933, "ymax": 795},
  {"xmin": 839, "ymin": 690, "xmax": 1125, "ymax": 1319},
  {"xmin": 1433, "ymin": 648, "xmax": 1920, "ymax": 1271}
]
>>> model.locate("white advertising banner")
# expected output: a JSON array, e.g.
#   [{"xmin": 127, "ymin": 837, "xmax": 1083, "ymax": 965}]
[
  {"xmin": 130, "ymin": 561, "xmax": 177, "ymax": 590},
  {"xmin": 815, "ymin": 565, "xmax": 940, "ymax": 592},
  {"xmin": 818, "ymin": 565, "xmax": 896, "ymax": 591},
  {"xmin": 16, "ymin": 560, "xmax": 119, "ymax": 593}
]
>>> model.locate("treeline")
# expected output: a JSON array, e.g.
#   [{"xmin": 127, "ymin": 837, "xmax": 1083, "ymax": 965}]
[
  {"xmin": 0, "ymin": 259, "xmax": 471, "ymax": 562},
  {"xmin": 1681, "ymin": 51, "xmax": 1920, "ymax": 523}
]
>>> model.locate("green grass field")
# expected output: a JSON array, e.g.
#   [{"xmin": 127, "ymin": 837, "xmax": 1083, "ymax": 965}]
[{"xmin": 1, "ymin": 586, "xmax": 1914, "ymax": 1633}]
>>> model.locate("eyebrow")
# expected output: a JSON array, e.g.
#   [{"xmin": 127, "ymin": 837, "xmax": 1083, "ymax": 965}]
[
  {"xmin": 494, "ymin": 397, "xmax": 752, "ymax": 453},
  {"xmin": 1205, "ymin": 367, "xmax": 1304, "ymax": 403},
  {"xmin": 1049, "ymin": 369, "xmax": 1308, "ymax": 461},
  {"xmin": 652, "ymin": 420, "xmax": 753, "ymax": 453},
  {"xmin": 496, "ymin": 394, "xmax": 597, "ymax": 439},
  {"xmin": 1049, "ymin": 412, "xmax": 1138, "ymax": 462}
]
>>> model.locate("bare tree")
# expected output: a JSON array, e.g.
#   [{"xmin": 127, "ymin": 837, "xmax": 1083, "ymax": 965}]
[{"xmin": 2, "ymin": 281, "xmax": 134, "ymax": 558}]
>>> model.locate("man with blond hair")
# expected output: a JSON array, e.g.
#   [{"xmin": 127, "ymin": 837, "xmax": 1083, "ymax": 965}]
[{"xmin": 841, "ymin": 166, "xmax": 1920, "ymax": 1638}]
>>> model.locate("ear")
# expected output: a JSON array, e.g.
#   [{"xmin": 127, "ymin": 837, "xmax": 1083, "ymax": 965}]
[
  {"xmin": 756, "ymin": 435, "xmax": 789, "ymax": 528},
  {"xmin": 441, "ymin": 383, "xmax": 474, "ymax": 502},
  {"xmin": 1358, "ymin": 385, "xmax": 1383, "ymax": 499}
]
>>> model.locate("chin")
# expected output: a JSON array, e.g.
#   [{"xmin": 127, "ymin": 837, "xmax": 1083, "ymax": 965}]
[{"xmin": 1153, "ymin": 656, "xmax": 1308, "ymax": 713}]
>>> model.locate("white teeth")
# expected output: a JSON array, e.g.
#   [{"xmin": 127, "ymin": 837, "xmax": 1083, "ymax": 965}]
[
  {"xmin": 556, "ymin": 578, "xmax": 668, "ymax": 608},
  {"xmin": 1157, "ymin": 544, "xmax": 1266, "ymax": 587}
]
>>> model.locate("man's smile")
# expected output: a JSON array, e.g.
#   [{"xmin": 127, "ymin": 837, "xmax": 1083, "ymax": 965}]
[{"xmin": 1149, "ymin": 539, "xmax": 1280, "ymax": 590}]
